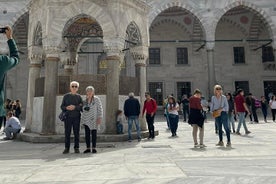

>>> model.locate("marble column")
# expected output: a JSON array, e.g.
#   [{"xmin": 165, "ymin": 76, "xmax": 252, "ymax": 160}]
[
  {"xmin": 25, "ymin": 56, "xmax": 42, "ymax": 132},
  {"xmin": 41, "ymin": 56, "xmax": 59, "ymax": 134},
  {"xmin": 105, "ymin": 55, "xmax": 121, "ymax": 134},
  {"xmin": 131, "ymin": 46, "xmax": 149, "ymax": 131},
  {"xmin": 135, "ymin": 63, "xmax": 147, "ymax": 131},
  {"xmin": 206, "ymin": 42, "xmax": 216, "ymax": 99}
]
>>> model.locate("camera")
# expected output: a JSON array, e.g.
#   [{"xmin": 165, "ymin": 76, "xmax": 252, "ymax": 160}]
[
  {"xmin": 0, "ymin": 27, "xmax": 7, "ymax": 33},
  {"xmin": 84, "ymin": 106, "xmax": 90, "ymax": 111}
]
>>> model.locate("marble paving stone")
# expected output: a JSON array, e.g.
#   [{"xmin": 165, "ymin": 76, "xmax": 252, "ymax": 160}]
[{"xmin": 0, "ymin": 115, "xmax": 276, "ymax": 183}]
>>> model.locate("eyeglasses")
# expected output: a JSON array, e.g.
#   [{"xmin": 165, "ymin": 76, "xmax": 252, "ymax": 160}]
[
  {"xmin": 216, "ymin": 88, "xmax": 222, "ymax": 90},
  {"xmin": 71, "ymin": 86, "xmax": 78, "ymax": 88}
]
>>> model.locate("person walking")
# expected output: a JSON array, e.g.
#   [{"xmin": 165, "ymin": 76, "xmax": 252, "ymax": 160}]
[
  {"xmin": 260, "ymin": 96, "xmax": 268, "ymax": 123},
  {"xmin": 167, "ymin": 96, "xmax": 179, "ymax": 137},
  {"xmin": 269, "ymin": 95, "xmax": 276, "ymax": 122},
  {"xmin": 142, "ymin": 92, "xmax": 157, "ymax": 139},
  {"xmin": 163, "ymin": 96, "xmax": 170, "ymax": 130},
  {"xmin": 234, "ymin": 89, "xmax": 251, "ymax": 135},
  {"xmin": 181, "ymin": 95, "xmax": 189, "ymax": 122},
  {"xmin": 0, "ymin": 26, "xmax": 19, "ymax": 130},
  {"xmin": 124, "ymin": 92, "xmax": 141, "ymax": 142},
  {"xmin": 60, "ymin": 81, "xmax": 83, "ymax": 154},
  {"xmin": 188, "ymin": 89, "xmax": 205, "ymax": 148},
  {"xmin": 81, "ymin": 86, "xmax": 103, "ymax": 154},
  {"xmin": 247, "ymin": 93, "xmax": 259, "ymax": 123},
  {"xmin": 211, "ymin": 85, "xmax": 231, "ymax": 147},
  {"xmin": 227, "ymin": 93, "xmax": 235, "ymax": 133}
]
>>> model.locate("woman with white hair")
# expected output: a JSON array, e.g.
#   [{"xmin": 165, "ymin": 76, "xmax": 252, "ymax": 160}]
[{"xmin": 81, "ymin": 86, "xmax": 103, "ymax": 153}]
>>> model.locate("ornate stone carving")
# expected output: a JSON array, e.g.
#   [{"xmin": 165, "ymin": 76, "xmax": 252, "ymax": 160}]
[
  {"xmin": 126, "ymin": 22, "xmax": 142, "ymax": 46},
  {"xmin": 33, "ymin": 22, "xmax": 43, "ymax": 46},
  {"xmin": 63, "ymin": 16, "xmax": 103, "ymax": 51}
]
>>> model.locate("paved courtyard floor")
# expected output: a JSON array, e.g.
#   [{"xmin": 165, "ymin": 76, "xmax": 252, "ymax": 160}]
[{"xmin": 0, "ymin": 115, "xmax": 276, "ymax": 184}]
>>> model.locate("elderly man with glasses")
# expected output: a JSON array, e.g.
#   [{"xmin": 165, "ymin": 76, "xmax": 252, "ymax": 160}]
[{"xmin": 60, "ymin": 81, "xmax": 83, "ymax": 154}]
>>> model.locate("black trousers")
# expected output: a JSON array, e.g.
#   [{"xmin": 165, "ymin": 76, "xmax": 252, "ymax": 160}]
[
  {"xmin": 0, "ymin": 116, "xmax": 6, "ymax": 129},
  {"xmin": 182, "ymin": 107, "xmax": 189, "ymax": 121},
  {"xmin": 146, "ymin": 114, "xmax": 155, "ymax": 138},
  {"xmin": 64, "ymin": 116, "xmax": 80, "ymax": 149},
  {"xmin": 84, "ymin": 125, "xmax": 97, "ymax": 148},
  {"xmin": 272, "ymin": 109, "xmax": 276, "ymax": 121}
]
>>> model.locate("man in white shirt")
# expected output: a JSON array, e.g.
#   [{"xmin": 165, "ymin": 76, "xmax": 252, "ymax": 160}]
[{"xmin": 3, "ymin": 111, "xmax": 21, "ymax": 140}]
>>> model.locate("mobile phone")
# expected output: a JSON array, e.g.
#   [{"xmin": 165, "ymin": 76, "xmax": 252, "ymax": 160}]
[{"xmin": 0, "ymin": 27, "xmax": 7, "ymax": 33}]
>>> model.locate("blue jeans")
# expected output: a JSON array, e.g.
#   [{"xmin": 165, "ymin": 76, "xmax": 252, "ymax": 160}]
[
  {"xmin": 168, "ymin": 114, "xmax": 179, "ymax": 135},
  {"xmin": 215, "ymin": 111, "xmax": 230, "ymax": 142},
  {"xmin": 237, "ymin": 112, "xmax": 249, "ymax": 133},
  {"xmin": 127, "ymin": 116, "xmax": 141, "ymax": 140},
  {"xmin": 4, "ymin": 126, "xmax": 21, "ymax": 139}
]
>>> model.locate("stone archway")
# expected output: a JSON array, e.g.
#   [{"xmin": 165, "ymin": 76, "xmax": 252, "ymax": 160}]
[
  {"xmin": 148, "ymin": 1, "xmax": 207, "ymax": 38},
  {"xmin": 62, "ymin": 14, "xmax": 103, "ymax": 66},
  {"xmin": 214, "ymin": 4, "xmax": 276, "ymax": 97},
  {"xmin": 148, "ymin": 6, "xmax": 206, "ymax": 101}
]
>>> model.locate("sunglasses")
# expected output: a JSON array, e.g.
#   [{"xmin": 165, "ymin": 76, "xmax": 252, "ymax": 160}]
[
  {"xmin": 71, "ymin": 86, "xmax": 78, "ymax": 88},
  {"xmin": 216, "ymin": 88, "xmax": 222, "ymax": 90}
]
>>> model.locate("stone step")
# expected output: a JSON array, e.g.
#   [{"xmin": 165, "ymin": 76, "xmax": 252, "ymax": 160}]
[{"xmin": 19, "ymin": 131, "xmax": 159, "ymax": 143}]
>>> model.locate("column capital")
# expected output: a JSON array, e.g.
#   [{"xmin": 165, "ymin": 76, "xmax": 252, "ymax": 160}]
[
  {"xmin": 130, "ymin": 46, "xmax": 149, "ymax": 65},
  {"xmin": 59, "ymin": 52, "xmax": 71, "ymax": 65},
  {"xmin": 206, "ymin": 41, "xmax": 215, "ymax": 51},
  {"xmin": 29, "ymin": 53, "xmax": 43, "ymax": 64},
  {"xmin": 44, "ymin": 46, "xmax": 61, "ymax": 59},
  {"xmin": 103, "ymin": 37, "xmax": 125, "ymax": 57}
]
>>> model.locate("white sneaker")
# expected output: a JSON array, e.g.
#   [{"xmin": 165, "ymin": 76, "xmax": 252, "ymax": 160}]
[{"xmin": 194, "ymin": 143, "xmax": 199, "ymax": 148}]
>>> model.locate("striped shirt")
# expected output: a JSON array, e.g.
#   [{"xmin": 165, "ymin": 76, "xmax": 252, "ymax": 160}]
[{"xmin": 81, "ymin": 96, "xmax": 103, "ymax": 130}]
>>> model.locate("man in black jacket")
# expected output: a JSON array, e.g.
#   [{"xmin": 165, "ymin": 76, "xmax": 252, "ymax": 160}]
[{"xmin": 124, "ymin": 92, "xmax": 141, "ymax": 142}]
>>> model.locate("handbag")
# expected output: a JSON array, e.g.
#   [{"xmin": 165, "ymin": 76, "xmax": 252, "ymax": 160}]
[
  {"xmin": 212, "ymin": 109, "xmax": 221, "ymax": 118},
  {"xmin": 212, "ymin": 97, "xmax": 223, "ymax": 118},
  {"xmin": 59, "ymin": 111, "xmax": 67, "ymax": 122}
]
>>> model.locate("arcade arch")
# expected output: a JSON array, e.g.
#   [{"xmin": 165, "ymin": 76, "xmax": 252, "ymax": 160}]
[
  {"xmin": 214, "ymin": 5, "xmax": 275, "ymax": 97},
  {"xmin": 148, "ymin": 6, "xmax": 206, "ymax": 103}
]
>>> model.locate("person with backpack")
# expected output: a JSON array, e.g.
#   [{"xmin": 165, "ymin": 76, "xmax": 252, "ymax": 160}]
[{"xmin": 142, "ymin": 92, "xmax": 157, "ymax": 139}]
